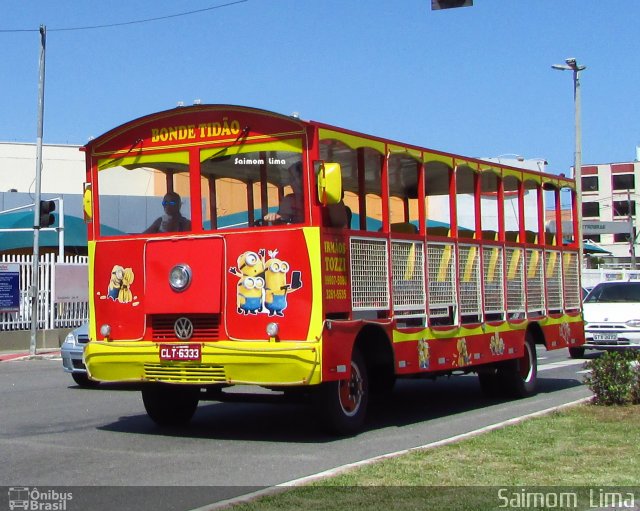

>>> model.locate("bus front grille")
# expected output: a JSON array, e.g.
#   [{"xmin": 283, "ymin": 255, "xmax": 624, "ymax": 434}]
[
  {"xmin": 150, "ymin": 314, "xmax": 221, "ymax": 341},
  {"xmin": 144, "ymin": 363, "xmax": 227, "ymax": 383}
]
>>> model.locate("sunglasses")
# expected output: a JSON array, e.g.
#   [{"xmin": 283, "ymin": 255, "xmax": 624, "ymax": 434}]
[{"xmin": 162, "ymin": 200, "xmax": 178, "ymax": 206}]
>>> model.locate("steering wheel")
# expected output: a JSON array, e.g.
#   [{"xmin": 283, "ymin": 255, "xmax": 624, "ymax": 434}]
[{"xmin": 254, "ymin": 218, "xmax": 288, "ymax": 227}]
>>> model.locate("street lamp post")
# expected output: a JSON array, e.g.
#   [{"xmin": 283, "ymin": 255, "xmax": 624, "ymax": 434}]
[{"xmin": 552, "ymin": 58, "xmax": 586, "ymax": 267}]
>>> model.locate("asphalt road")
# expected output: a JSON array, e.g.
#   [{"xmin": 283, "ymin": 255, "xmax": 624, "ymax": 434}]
[{"xmin": 0, "ymin": 347, "xmax": 593, "ymax": 511}]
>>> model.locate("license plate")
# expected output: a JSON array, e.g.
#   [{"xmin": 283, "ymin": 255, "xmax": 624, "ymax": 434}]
[
  {"xmin": 159, "ymin": 344, "xmax": 201, "ymax": 361},
  {"xmin": 593, "ymin": 333, "xmax": 618, "ymax": 341}
]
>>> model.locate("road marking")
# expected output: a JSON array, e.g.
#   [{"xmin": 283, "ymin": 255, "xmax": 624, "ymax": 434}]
[
  {"xmin": 193, "ymin": 396, "xmax": 592, "ymax": 511},
  {"xmin": 538, "ymin": 359, "xmax": 586, "ymax": 371}
]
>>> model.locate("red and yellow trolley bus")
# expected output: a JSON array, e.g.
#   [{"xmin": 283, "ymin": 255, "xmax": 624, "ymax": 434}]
[{"xmin": 83, "ymin": 104, "xmax": 584, "ymax": 434}]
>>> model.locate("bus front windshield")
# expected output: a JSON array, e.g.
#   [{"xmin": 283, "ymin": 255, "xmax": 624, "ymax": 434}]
[{"xmin": 96, "ymin": 139, "xmax": 303, "ymax": 236}]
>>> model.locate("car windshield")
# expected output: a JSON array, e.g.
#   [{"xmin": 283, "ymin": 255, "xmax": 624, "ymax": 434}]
[{"xmin": 584, "ymin": 282, "xmax": 640, "ymax": 303}]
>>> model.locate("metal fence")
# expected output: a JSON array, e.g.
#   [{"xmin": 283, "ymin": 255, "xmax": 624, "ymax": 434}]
[
  {"xmin": 582, "ymin": 268, "xmax": 640, "ymax": 289},
  {"xmin": 0, "ymin": 253, "xmax": 88, "ymax": 331}
]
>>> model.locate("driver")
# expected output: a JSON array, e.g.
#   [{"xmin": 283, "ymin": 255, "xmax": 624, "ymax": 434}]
[
  {"xmin": 263, "ymin": 193, "xmax": 302, "ymax": 224},
  {"xmin": 144, "ymin": 191, "xmax": 191, "ymax": 233}
]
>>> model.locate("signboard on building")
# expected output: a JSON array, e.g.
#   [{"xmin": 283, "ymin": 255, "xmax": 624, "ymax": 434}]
[
  {"xmin": 546, "ymin": 220, "xmax": 632, "ymax": 235},
  {"xmin": 0, "ymin": 263, "xmax": 20, "ymax": 312},
  {"xmin": 582, "ymin": 220, "xmax": 633, "ymax": 235}
]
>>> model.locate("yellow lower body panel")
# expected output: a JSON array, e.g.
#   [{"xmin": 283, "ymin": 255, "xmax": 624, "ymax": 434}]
[{"xmin": 84, "ymin": 340, "xmax": 322, "ymax": 386}]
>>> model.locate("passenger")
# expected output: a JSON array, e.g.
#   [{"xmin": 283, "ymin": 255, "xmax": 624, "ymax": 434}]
[
  {"xmin": 144, "ymin": 191, "xmax": 191, "ymax": 233},
  {"xmin": 326, "ymin": 191, "xmax": 352, "ymax": 228}
]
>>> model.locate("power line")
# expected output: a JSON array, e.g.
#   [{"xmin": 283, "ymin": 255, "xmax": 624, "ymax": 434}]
[{"xmin": 0, "ymin": 0, "xmax": 247, "ymax": 33}]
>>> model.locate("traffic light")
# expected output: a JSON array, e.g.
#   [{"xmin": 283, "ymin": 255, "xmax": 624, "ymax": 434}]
[
  {"xmin": 431, "ymin": 0, "xmax": 473, "ymax": 9},
  {"xmin": 39, "ymin": 200, "xmax": 56, "ymax": 228}
]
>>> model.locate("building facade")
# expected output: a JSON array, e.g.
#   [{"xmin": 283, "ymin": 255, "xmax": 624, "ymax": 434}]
[
  {"xmin": 0, "ymin": 141, "xmax": 85, "ymax": 195},
  {"xmin": 581, "ymin": 159, "xmax": 640, "ymax": 266}
]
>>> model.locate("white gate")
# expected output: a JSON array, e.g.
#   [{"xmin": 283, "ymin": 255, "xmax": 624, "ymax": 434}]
[{"xmin": 0, "ymin": 253, "xmax": 88, "ymax": 331}]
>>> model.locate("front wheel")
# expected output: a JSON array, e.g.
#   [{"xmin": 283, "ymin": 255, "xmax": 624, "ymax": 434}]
[
  {"xmin": 314, "ymin": 349, "xmax": 369, "ymax": 436},
  {"xmin": 498, "ymin": 332, "xmax": 538, "ymax": 398},
  {"xmin": 142, "ymin": 384, "xmax": 200, "ymax": 427},
  {"xmin": 72, "ymin": 372, "xmax": 99, "ymax": 388}
]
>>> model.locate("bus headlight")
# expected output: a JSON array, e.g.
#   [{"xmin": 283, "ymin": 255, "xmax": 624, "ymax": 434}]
[
  {"xmin": 169, "ymin": 264, "xmax": 192, "ymax": 292},
  {"xmin": 100, "ymin": 324, "xmax": 111, "ymax": 339},
  {"xmin": 266, "ymin": 322, "xmax": 280, "ymax": 337}
]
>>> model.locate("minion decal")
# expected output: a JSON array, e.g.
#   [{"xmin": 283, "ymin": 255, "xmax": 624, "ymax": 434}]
[
  {"xmin": 229, "ymin": 248, "xmax": 302, "ymax": 316},
  {"xmin": 105, "ymin": 265, "xmax": 136, "ymax": 304},
  {"xmin": 489, "ymin": 332, "xmax": 505, "ymax": 355},
  {"xmin": 418, "ymin": 338, "xmax": 430, "ymax": 370},
  {"xmin": 236, "ymin": 275, "xmax": 265, "ymax": 315},
  {"xmin": 455, "ymin": 338, "xmax": 471, "ymax": 367},
  {"xmin": 229, "ymin": 250, "xmax": 267, "ymax": 315}
]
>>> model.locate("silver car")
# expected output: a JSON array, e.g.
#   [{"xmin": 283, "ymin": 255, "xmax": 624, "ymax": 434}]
[
  {"xmin": 577, "ymin": 281, "xmax": 640, "ymax": 358},
  {"xmin": 61, "ymin": 323, "xmax": 98, "ymax": 387}
]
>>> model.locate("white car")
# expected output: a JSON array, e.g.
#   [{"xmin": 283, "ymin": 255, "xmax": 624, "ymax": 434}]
[
  {"xmin": 576, "ymin": 281, "xmax": 640, "ymax": 358},
  {"xmin": 61, "ymin": 323, "xmax": 98, "ymax": 387}
]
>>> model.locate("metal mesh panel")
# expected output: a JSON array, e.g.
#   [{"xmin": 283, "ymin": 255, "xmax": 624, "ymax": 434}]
[
  {"xmin": 458, "ymin": 244, "xmax": 481, "ymax": 317},
  {"xmin": 526, "ymin": 248, "xmax": 545, "ymax": 312},
  {"xmin": 483, "ymin": 245, "xmax": 504, "ymax": 314},
  {"xmin": 506, "ymin": 247, "xmax": 525, "ymax": 313},
  {"xmin": 545, "ymin": 250, "xmax": 563, "ymax": 311},
  {"xmin": 391, "ymin": 240, "xmax": 426, "ymax": 314},
  {"xmin": 350, "ymin": 237, "xmax": 389, "ymax": 310},
  {"xmin": 563, "ymin": 251, "xmax": 581, "ymax": 310},
  {"xmin": 427, "ymin": 242, "xmax": 456, "ymax": 317}
]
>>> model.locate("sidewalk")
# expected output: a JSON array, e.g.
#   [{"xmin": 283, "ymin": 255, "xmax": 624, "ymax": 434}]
[{"xmin": 0, "ymin": 349, "xmax": 60, "ymax": 362}]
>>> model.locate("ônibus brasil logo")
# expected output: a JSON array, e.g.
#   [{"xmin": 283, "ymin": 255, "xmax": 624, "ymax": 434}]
[{"xmin": 8, "ymin": 487, "xmax": 72, "ymax": 511}]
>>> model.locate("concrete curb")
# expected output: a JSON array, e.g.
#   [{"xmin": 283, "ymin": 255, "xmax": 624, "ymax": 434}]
[
  {"xmin": 0, "ymin": 349, "xmax": 60, "ymax": 362},
  {"xmin": 193, "ymin": 396, "xmax": 593, "ymax": 511}
]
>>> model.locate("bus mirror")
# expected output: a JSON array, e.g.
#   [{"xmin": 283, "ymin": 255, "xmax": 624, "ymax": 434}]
[
  {"xmin": 83, "ymin": 183, "xmax": 93, "ymax": 223},
  {"xmin": 317, "ymin": 162, "xmax": 342, "ymax": 205}
]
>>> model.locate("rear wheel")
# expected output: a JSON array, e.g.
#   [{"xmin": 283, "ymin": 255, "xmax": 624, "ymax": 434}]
[
  {"xmin": 498, "ymin": 331, "xmax": 538, "ymax": 398},
  {"xmin": 142, "ymin": 384, "xmax": 200, "ymax": 427},
  {"xmin": 477, "ymin": 367, "xmax": 501, "ymax": 397},
  {"xmin": 315, "ymin": 349, "xmax": 369, "ymax": 436},
  {"xmin": 569, "ymin": 347, "xmax": 585, "ymax": 359}
]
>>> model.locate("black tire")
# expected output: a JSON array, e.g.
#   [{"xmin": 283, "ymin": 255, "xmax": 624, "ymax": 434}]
[
  {"xmin": 142, "ymin": 384, "xmax": 200, "ymax": 427},
  {"xmin": 498, "ymin": 331, "xmax": 538, "ymax": 398},
  {"xmin": 314, "ymin": 348, "xmax": 369, "ymax": 436},
  {"xmin": 568, "ymin": 347, "xmax": 585, "ymax": 359},
  {"xmin": 72, "ymin": 372, "xmax": 99, "ymax": 388},
  {"xmin": 369, "ymin": 365, "xmax": 396, "ymax": 396},
  {"xmin": 477, "ymin": 367, "xmax": 501, "ymax": 398}
]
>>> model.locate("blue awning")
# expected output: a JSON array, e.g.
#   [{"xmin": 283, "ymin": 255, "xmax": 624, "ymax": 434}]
[
  {"xmin": 0, "ymin": 211, "xmax": 123, "ymax": 251},
  {"xmin": 583, "ymin": 240, "xmax": 612, "ymax": 254}
]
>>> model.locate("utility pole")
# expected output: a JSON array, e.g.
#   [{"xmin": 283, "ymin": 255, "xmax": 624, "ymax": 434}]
[
  {"xmin": 552, "ymin": 58, "xmax": 586, "ymax": 267},
  {"xmin": 30, "ymin": 25, "xmax": 46, "ymax": 356},
  {"xmin": 628, "ymin": 188, "xmax": 636, "ymax": 269}
]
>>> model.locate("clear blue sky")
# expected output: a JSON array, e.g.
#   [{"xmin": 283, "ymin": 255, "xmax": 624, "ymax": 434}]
[{"xmin": 1, "ymin": 0, "xmax": 638, "ymax": 176}]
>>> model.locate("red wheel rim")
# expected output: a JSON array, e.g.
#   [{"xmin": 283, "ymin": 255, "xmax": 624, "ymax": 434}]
[{"xmin": 338, "ymin": 361, "xmax": 363, "ymax": 416}]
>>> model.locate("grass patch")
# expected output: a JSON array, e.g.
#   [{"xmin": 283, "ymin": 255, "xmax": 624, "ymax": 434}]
[{"xmin": 224, "ymin": 405, "xmax": 640, "ymax": 510}]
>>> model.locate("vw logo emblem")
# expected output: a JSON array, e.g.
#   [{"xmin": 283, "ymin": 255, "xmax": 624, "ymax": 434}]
[{"xmin": 174, "ymin": 317, "xmax": 194, "ymax": 340}]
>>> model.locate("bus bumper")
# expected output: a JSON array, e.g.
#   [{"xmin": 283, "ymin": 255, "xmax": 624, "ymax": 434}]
[{"xmin": 84, "ymin": 340, "xmax": 322, "ymax": 386}]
